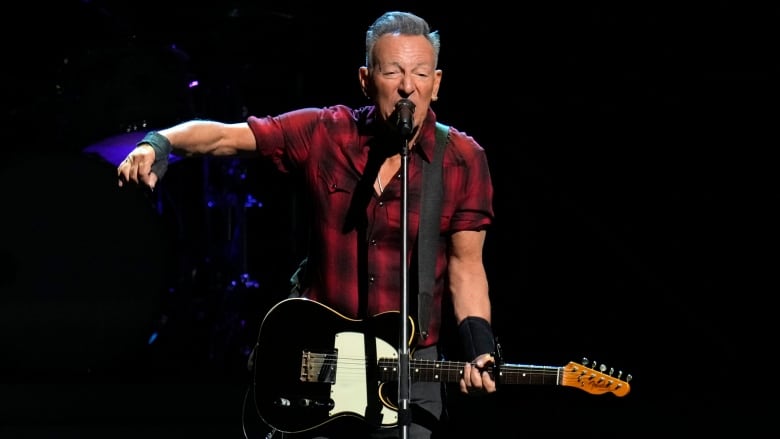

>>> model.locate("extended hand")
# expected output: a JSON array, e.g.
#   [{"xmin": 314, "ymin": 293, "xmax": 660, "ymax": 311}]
[{"xmin": 117, "ymin": 145, "xmax": 159, "ymax": 190}]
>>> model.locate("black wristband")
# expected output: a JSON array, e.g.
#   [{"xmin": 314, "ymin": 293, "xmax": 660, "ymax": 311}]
[
  {"xmin": 458, "ymin": 316, "xmax": 496, "ymax": 361},
  {"xmin": 137, "ymin": 131, "xmax": 172, "ymax": 180}
]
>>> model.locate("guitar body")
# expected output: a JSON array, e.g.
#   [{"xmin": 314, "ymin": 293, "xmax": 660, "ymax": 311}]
[
  {"xmin": 252, "ymin": 297, "xmax": 411, "ymax": 434},
  {"xmin": 251, "ymin": 297, "xmax": 632, "ymax": 435}
]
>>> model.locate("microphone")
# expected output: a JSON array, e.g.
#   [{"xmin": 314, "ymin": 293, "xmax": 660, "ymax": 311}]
[{"xmin": 393, "ymin": 99, "xmax": 415, "ymax": 139}]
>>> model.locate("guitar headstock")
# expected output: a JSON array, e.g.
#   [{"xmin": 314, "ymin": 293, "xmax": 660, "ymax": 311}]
[{"xmin": 560, "ymin": 358, "xmax": 632, "ymax": 397}]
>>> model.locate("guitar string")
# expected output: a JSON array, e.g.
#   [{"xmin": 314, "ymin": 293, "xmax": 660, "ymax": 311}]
[
  {"xmin": 303, "ymin": 356, "xmax": 627, "ymax": 384},
  {"xmin": 323, "ymin": 355, "xmax": 620, "ymax": 372},
  {"xmin": 306, "ymin": 356, "xmax": 573, "ymax": 375},
  {"xmin": 317, "ymin": 357, "xmax": 560, "ymax": 369}
]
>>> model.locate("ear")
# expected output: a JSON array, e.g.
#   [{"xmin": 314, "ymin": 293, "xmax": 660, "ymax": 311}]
[
  {"xmin": 358, "ymin": 66, "xmax": 371, "ymax": 98},
  {"xmin": 432, "ymin": 69, "xmax": 443, "ymax": 101}
]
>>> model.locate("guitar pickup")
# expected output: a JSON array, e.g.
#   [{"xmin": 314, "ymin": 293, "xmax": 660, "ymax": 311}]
[{"xmin": 300, "ymin": 349, "xmax": 337, "ymax": 383}]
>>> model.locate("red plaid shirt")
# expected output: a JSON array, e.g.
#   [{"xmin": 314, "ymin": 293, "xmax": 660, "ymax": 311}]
[{"xmin": 247, "ymin": 104, "xmax": 494, "ymax": 347}]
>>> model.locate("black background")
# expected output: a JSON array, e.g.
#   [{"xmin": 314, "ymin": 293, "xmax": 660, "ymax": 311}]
[{"xmin": 1, "ymin": 1, "xmax": 775, "ymax": 437}]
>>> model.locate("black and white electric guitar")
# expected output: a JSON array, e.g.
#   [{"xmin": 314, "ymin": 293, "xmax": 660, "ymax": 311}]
[{"xmin": 251, "ymin": 297, "xmax": 632, "ymax": 434}]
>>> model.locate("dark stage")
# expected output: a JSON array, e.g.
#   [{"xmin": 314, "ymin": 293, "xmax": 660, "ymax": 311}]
[{"xmin": 1, "ymin": 1, "xmax": 774, "ymax": 437}]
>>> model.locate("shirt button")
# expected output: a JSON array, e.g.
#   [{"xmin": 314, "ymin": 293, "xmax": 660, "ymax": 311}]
[
  {"xmin": 370, "ymin": 239, "xmax": 377, "ymax": 246},
  {"xmin": 369, "ymin": 275, "xmax": 375, "ymax": 283},
  {"xmin": 378, "ymin": 201, "xmax": 384, "ymax": 207}
]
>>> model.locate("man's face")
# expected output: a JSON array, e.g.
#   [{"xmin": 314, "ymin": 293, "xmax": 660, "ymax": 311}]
[{"xmin": 360, "ymin": 34, "xmax": 442, "ymax": 139}]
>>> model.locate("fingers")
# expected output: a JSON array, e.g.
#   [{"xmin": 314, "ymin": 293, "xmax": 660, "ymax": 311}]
[
  {"xmin": 459, "ymin": 354, "xmax": 497, "ymax": 395},
  {"xmin": 117, "ymin": 146, "xmax": 157, "ymax": 190},
  {"xmin": 460, "ymin": 363, "xmax": 488, "ymax": 393}
]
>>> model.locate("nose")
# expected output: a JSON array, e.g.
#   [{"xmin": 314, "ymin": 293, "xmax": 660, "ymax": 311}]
[{"xmin": 399, "ymin": 74, "xmax": 414, "ymax": 97}]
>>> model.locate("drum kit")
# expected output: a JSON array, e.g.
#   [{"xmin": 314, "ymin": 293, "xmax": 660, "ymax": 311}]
[
  {"xmin": 84, "ymin": 126, "xmax": 268, "ymax": 371},
  {"xmin": 67, "ymin": 2, "xmax": 296, "ymax": 372}
]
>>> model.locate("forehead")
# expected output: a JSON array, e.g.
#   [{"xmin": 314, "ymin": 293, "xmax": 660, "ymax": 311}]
[{"xmin": 372, "ymin": 34, "xmax": 436, "ymax": 66}]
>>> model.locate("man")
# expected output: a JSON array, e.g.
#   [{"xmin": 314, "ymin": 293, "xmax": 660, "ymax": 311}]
[{"xmin": 117, "ymin": 11, "xmax": 497, "ymax": 438}]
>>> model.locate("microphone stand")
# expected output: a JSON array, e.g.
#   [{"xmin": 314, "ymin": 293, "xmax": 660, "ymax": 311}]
[
  {"xmin": 392, "ymin": 97, "xmax": 415, "ymax": 439},
  {"xmin": 398, "ymin": 133, "xmax": 411, "ymax": 439}
]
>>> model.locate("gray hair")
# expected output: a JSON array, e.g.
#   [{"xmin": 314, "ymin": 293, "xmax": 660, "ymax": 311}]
[{"xmin": 365, "ymin": 11, "xmax": 441, "ymax": 68}]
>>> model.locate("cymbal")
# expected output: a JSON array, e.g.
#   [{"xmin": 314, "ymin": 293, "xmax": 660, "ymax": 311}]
[{"xmin": 83, "ymin": 130, "xmax": 181, "ymax": 167}]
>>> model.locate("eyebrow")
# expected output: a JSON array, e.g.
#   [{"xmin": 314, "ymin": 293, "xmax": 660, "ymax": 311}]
[{"xmin": 378, "ymin": 61, "xmax": 434, "ymax": 71}]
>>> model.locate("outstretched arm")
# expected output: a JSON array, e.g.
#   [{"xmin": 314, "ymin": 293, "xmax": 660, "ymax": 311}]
[{"xmin": 117, "ymin": 120, "xmax": 256, "ymax": 190}]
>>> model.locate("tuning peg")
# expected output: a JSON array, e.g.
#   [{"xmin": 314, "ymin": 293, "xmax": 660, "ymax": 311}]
[
  {"xmin": 609, "ymin": 367, "xmax": 615, "ymax": 376},
  {"xmin": 599, "ymin": 363, "xmax": 607, "ymax": 373},
  {"xmin": 582, "ymin": 357, "xmax": 589, "ymax": 366}
]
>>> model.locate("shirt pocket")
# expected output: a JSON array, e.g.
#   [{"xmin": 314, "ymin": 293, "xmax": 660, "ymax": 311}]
[{"xmin": 316, "ymin": 163, "xmax": 359, "ymax": 230}]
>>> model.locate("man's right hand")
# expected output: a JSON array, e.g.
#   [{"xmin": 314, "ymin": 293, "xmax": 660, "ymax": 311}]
[{"xmin": 117, "ymin": 144, "xmax": 159, "ymax": 190}]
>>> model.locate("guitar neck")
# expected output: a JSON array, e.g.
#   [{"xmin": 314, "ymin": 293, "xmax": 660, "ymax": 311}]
[
  {"xmin": 378, "ymin": 358, "xmax": 561, "ymax": 386},
  {"xmin": 377, "ymin": 358, "xmax": 631, "ymax": 396}
]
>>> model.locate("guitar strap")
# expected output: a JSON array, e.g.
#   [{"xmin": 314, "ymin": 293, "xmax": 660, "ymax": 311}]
[{"xmin": 416, "ymin": 121, "xmax": 449, "ymax": 340}]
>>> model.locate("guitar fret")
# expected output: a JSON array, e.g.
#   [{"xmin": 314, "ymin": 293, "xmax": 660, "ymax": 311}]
[
  {"xmin": 378, "ymin": 359, "xmax": 468, "ymax": 383},
  {"xmin": 500, "ymin": 365, "xmax": 561, "ymax": 385}
]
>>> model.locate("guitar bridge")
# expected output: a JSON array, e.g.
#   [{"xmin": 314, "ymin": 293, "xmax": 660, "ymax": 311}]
[{"xmin": 300, "ymin": 349, "xmax": 337, "ymax": 383}]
